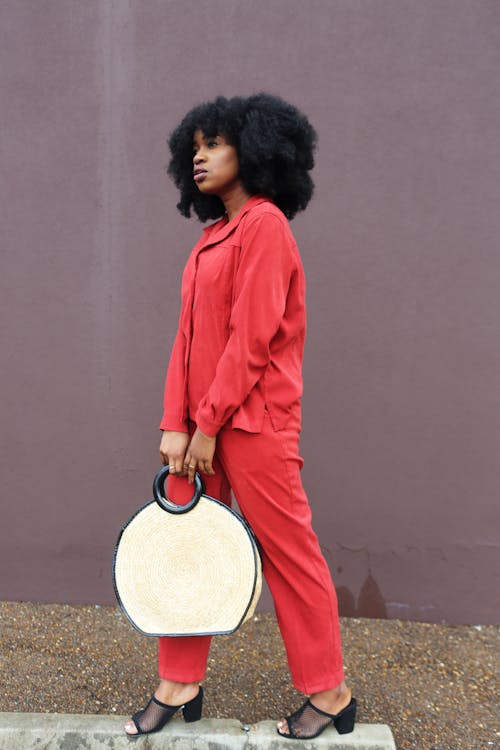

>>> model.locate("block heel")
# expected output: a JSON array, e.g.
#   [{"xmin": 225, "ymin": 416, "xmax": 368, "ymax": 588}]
[
  {"xmin": 182, "ymin": 686, "xmax": 204, "ymax": 722},
  {"xmin": 333, "ymin": 698, "xmax": 357, "ymax": 734}
]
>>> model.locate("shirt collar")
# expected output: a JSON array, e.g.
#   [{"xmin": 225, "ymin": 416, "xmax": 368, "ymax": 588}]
[{"xmin": 199, "ymin": 195, "xmax": 270, "ymax": 249}]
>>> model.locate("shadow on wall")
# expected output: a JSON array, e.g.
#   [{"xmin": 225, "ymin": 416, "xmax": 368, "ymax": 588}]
[{"xmin": 337, "ymin": 573, "xmax": 388, "ymax": 619}]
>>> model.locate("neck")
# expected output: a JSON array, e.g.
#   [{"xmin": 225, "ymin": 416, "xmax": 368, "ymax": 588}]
[{"xmin": 221, "ymin": 184, "xmax": 253, "ymax": 221}]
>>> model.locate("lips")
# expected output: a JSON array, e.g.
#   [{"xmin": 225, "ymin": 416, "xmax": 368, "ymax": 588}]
[{"xmin": 193, "ymin": 168, "xmax": 208, "ymax": 183}]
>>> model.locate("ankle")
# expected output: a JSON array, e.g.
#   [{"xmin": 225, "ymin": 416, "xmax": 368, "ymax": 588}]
[
  {"xmin": 310, "ymin": 683, "xmax": 351, "ymax": 713},
  {"xmin": 332, "ymin": 681, "xmax": 350, "ymax": 699},
  {"xmin": 155, "ymin": 679, "xmax": 199, "ymax": 705}
]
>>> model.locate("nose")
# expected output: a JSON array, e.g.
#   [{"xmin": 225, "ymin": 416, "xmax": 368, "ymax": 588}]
[{"xmin": 193, "ymin": 148, "xmax": 206, "ymax": 165}]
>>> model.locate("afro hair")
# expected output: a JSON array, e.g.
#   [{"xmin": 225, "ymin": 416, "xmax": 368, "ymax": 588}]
[{"xmin": 167, "ymin": 93, "xmax": 317, "ymax": 221}]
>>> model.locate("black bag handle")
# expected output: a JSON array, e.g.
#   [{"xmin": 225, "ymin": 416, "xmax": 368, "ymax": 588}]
[{"xmin": 153, "ymin": 465, "xmax": 206, "ymax": 514}]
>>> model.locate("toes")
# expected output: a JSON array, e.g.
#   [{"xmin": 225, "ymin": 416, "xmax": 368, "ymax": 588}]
[
  {"xmin": 277, "ymin": 719, "xmax": 289, "ymax": 735},
  {"xmin": 124, "ymin": 721, "xmax": 138, "ymax": 735}
]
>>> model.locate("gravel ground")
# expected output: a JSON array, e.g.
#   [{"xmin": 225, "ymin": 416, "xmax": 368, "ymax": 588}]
[{"xmin": 0, "ymin": 601, "xmax": 498, "ymax": 749}]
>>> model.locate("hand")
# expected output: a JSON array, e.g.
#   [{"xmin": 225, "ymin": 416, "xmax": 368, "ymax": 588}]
[
  {"xmin": 184, "ymin": 428, "xmax": 216, "ymax": 483},
  {"xmin": 159, "ymin": 430, "xmax": 190, "ymax": 475}
]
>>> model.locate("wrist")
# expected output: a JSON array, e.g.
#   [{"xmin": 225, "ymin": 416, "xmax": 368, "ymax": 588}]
[{"xmin": 197, "ymin": 427, "xmax": 215, "ymax": 441}]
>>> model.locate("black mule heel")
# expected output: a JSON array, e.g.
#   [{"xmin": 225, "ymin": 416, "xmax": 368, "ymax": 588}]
[
  {"xmin": 333, "ymin": 698, "xmax": 356, "ymax": 734},
  {"xmin": 126, "ymin": 686, "xmax": 203, "ymax": 737},
  {"xmin": 277, "ymin": 696, "xmax": 357, "ymax": 739},
  {"xmin": 182, "ymin": 687, "xmax": 204, "ymax": 722}
]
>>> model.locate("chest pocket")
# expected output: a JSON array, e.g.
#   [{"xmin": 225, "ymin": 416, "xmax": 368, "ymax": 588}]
[{"xmin": 193, "ymin": 243, "xmax": 239, "ymax": 314}]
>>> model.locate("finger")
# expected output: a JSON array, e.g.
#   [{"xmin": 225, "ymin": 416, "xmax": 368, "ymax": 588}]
[
  {"xmin": 178, "ymin": 449, "xmax": 188, "ymax": 476},
  {"xmin": 201, "ymin": 461, "xmax": 214, "ymax": 476},
  {"xmin": 172, "ymin": 456, "xmax": 184, "ymax": 474},
  {"xmin": 169, "ymin": 459, "xmax": 177, "ymax": 474},
  {"xmin": 187, "ymin": 459, "xmax": 197, "ymax": 484},
  {"xmin": 183, "ymin": 454, "xmax": 193, "ymax": 483}
]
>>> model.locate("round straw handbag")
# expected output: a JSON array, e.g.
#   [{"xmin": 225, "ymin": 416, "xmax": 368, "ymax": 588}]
[{"xmin": 113, "ymin": 466, "xmax": 262, "ymax": 636}]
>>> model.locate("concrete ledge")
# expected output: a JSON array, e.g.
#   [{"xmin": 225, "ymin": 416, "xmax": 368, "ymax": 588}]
[{"xmin": 0, "ymin": 713, "xmax": 396, "ymax": 750}]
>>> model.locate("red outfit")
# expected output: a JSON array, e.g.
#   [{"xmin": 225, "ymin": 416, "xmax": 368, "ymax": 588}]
[
  {"xmin": 159, "ymin": 195, "xmax": 345, "ymax": 693},
  {"xmin": 160, "ymin": 195, "xmax": 305, "ymax": 435}
]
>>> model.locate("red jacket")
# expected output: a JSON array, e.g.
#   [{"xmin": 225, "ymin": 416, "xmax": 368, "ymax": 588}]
[{"xmin": 160, "ymin": 195, "xmax": 306, "ymax": 437}]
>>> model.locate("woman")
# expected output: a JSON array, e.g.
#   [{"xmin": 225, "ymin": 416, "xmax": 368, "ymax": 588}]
[{"xmin": 125, "ymin": 93, "xmax": 356, "ymax": 739}]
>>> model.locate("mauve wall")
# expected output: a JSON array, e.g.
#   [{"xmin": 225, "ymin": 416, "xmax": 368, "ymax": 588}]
[{"xmin": 1, "ymin": 0, "xmax": 499, "ymax": 624}]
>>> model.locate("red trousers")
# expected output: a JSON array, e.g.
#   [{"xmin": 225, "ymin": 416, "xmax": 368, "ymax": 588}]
[{"xmin": 158, "ymin": 409, "xmax": 345, "ymax": 694}]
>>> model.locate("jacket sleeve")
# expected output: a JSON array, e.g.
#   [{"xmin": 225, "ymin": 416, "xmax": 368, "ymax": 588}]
[
  {"xmin": 159, "ymin": 327, "xmax": 189, "ymax": 432},
  {"xmin": 195, "ymin": 212, "xmax": 294, "ymax": 436}
]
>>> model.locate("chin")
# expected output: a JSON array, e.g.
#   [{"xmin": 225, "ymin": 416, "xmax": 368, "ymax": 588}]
[{"xmin": 196, "ymin": 184, "xmax": 218, "ymax": 195}]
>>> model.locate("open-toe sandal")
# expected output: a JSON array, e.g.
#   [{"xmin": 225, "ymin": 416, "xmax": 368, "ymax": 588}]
[
  {"xmin": 126, "ymin": 686, "xmax": 203, "ymax": 737},
  {"xmin": 277, "ymin": 696, "xmax": 356, "ymax": 739}
]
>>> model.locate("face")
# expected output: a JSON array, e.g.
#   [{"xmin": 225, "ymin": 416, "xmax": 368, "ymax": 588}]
[{"xmin": 192, "ymin": 130, "xmax": 241, "ymax": 196}]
